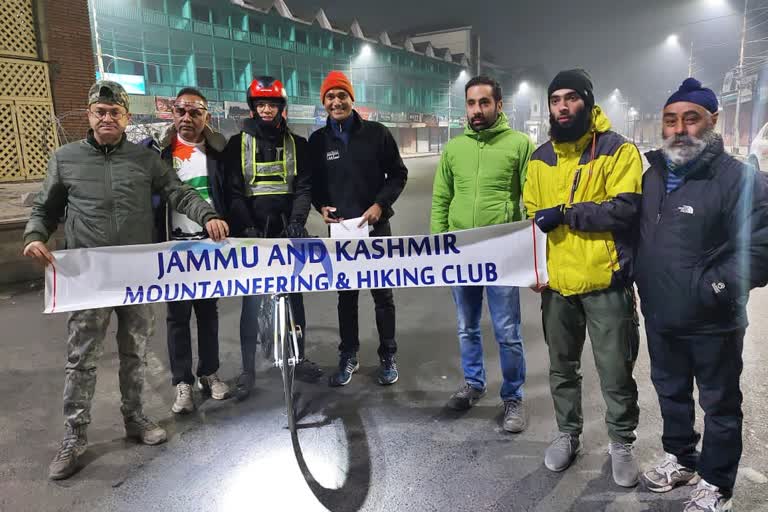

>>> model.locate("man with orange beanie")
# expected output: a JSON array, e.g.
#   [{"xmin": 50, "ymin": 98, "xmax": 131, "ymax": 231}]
[{"xmin": 309, "ymin": 70, "xmax": 409, "ymax": 387}]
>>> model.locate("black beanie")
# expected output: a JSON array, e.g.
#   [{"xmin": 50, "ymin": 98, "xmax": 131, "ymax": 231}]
[{"xmin": 548, "ymin": 69, "xmax": 594, "ymax": 109}]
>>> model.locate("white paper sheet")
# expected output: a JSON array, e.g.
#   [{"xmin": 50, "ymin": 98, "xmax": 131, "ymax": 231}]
[{"xmin": 330, "ymin": 217, "xmax": 369, "ymax": 239}]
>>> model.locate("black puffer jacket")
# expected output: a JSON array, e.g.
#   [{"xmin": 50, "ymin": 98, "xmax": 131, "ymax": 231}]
[{"xmin": 635, "ymin": 136, "xmax": 768, "ymax": 334}]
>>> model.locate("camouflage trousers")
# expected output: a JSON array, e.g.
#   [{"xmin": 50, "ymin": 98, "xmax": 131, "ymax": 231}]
[{"xmin": 63, "ymin": 305, "xmax": 155, "ymax": 430}]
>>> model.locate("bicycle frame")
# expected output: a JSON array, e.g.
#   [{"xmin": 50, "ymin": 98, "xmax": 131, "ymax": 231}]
[{"xmin": 271, "ymin": 293, "xmax": 301, "ymax": 370}]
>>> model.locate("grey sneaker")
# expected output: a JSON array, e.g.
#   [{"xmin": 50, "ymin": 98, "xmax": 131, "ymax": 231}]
[
  {"xmin": 683, "ymin": 479, "xmax": 732, "ymax": 512},
  {"xmin": 544, "ymin": 432, "xmax": 581, "ymax": 472},
  {"xmin": 608, "ymin": 441, "xmax": 639, "ymax": 487},
  {"xmin": 643, "ymin": 453, "xmax": 700, "ymax": 493},
  {"xmin": 198, "ymin": 373, "xmax": 230, "ymax": 400},
  {"xmin": 502, "ymin": 399, "xmax": 527, "ymax": 433},
  {"xmin": 48, "ymin": 428, "xmax": 87, "ymax": 480},
  {"xmin": 171, "ymin": 382, "xmax": 194, "ymax": 414},
  {"xmin": 446, "ymin": 383, "xmax": 486, "ymax": 410},
  {"xmin": 125, "ymin": 414, "xmax": 167, "ymax": 445}
]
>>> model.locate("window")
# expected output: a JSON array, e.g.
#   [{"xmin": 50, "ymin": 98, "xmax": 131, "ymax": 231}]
[
  {"xmin": 197, "ymin": 68, "xmax": 214, "ymax": 88},
  {"xmin": 144, "ymin": 0, "xmax": 164, "ymax": 12},
  {"xmin": 148, "ymin": 64, "xmax": 164, "ymax": 84},
  {"xmin": 295, "ymin": 29, "xmax": 307, "ymax": 44},
  {"xmin": 190, "ymin": 3, "xmax": 209, "ymax": 22}
]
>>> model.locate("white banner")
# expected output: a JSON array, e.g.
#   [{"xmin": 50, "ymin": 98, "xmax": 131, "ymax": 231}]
[{"xmin": 44, "ymin": 221, "xmax": 547, "ymax": 314}]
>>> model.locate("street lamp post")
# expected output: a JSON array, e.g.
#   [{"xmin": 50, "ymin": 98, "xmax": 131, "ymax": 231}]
[{"xmin": 734, "ymin": 0, "xmax": 749, "ymax": 155}]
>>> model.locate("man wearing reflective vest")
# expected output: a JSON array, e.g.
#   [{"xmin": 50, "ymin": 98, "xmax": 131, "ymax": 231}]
[{"xmin": 224, "ymin": 77, "xmax": 323, "ymax": 400}]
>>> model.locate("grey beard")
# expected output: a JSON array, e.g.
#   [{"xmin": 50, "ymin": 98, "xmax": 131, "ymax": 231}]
[{"xmin": 661, "ymin": 129, "xmax": 714, "ymax": 166}]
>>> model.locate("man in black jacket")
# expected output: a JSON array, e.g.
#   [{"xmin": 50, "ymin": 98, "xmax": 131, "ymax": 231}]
[
  {"xmin": 635, "ymin": 78, "xmax": 768, "ymax": 512},
  {"xmin": 310, "ymin": 70, "xmax": 408, "ymax": 387},
  {"xmin": 146, "ymin": 87, "xmax": 231, "ymax": 414},
  {"xmin": 224, "ymin": 77, "xmax": 323, "ymax": 399}
]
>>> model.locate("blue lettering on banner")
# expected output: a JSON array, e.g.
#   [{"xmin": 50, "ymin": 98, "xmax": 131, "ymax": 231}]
[
  {"xmin": 335, "ymin": 234, "xmax": 461, "ymax": 262},
  {"xmin": 157, "ymin": 243, "xmax": 261, "ymax": 279}
]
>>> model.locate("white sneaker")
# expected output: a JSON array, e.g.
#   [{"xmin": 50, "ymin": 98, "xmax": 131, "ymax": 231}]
[
  {"xmin": 683, "ymin": 479, "xmax": 732, "ymax": 512},
  {"xmin": 171, "ymin": 383, "xmax": 194, "ymax": 414},
  {"xmin": 198, "ymin": 373, "xmax": 230, "ymax": 400}
]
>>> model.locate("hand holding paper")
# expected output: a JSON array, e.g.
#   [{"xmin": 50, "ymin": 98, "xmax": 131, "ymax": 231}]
[{"xmin": 330, "ymin": 217, "xmax": 369, "ymax": 239}]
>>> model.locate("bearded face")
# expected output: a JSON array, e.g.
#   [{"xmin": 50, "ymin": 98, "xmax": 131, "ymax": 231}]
[
  {"xmin": 661, "ymin": 102, "xmax": 719, "ymax": 166},
  {"xmin": 661, "ymin": 129, "xmax": 715, "ymax": 166}
]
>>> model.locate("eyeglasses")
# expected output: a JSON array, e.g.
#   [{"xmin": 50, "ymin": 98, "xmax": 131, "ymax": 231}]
[
  {"xmin": 172, "ymin": 107, "xmax": 207, "ymax": 118},
  {"xmin": 254, "ymin": 101, "xmax": 280, "ymax": 110},
  {"xmin": 89, "ymin": 108, "xmax": 127, "ymax": 120}
]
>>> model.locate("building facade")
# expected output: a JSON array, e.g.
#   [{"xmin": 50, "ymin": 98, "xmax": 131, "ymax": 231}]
[
  {"xmin": 92, "ymin": 0, "xmax": 473, "ymax": 151},
  {"xmin": 1, "ymin": 0, "xmax": 93, "ymax": 182}
]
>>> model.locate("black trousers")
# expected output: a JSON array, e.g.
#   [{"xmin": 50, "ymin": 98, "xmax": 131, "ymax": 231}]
[
  {"xmin": 166, "ymin": 299, "xmax": 219, "ymax": 385},
  {"xmin": 337, "ymin": 221, "xmax": 396, "ymax": 358},
  {"xmin": 240, "ymin": 293, "xmax": 307, "ymax": 374},
  {"xmin": 646, "ymin": 323, "xmax": 744, "ymax": 494}
]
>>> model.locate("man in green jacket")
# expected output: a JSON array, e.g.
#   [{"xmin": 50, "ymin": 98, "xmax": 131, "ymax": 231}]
[
  {"xmin": 22, "ymin": 81, "xmax": 228, "ymax": 481},
  {"xmin": 431, "ymin": 75, "xmax": 534, "ymax": 432}
]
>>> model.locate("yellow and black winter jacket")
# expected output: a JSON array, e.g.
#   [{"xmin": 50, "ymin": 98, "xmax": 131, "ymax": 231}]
[{"xmin": 523, "ymin": 106, "xmax": 642, "ymax": 296}]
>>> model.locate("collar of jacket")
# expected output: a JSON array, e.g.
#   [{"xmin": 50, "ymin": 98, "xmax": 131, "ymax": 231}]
[
  {"xmin": 241, "ymin": 116, "xmax": 286, "ymax": 143},
  {"xmin": 86, "ymin": 129, "xmax": 127, "ymax": 154},
  {"xmin": 326, "ymin": 110, "xmax": 362, "ymax": 133},
  {"xmin": 160, "ymin": 124, "xmax": 226, "ymax": 153},
  {"xmin": 551, "ymin": 105, "xmax": 611, "ymax": 157},
  {"xmin": 463, "ymin": 111, "xmax": 511, "ymax": 141},
  {"xmin": 646, "ymin": 134, "xmax": 726, "ymax": 180}
]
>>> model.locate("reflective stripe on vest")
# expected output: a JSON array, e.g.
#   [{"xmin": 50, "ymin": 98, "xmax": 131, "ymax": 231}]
[{"xmin": 241, "ymin": 133, "xmax": 297, "ymax": 196}]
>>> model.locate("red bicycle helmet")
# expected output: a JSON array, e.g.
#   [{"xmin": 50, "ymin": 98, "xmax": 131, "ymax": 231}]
[{"xmin": 247, "ymin": 76, "xmax": 287, "ymax": 110}]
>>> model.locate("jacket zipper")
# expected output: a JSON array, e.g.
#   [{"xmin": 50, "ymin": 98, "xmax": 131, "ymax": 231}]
[
  {"xmin": 104, "ymin": 151, "xmax": 118, "ymax": 244},
  {"xmin": 474, "ymin": 138, "xmax": 481, "ymax": 227}
]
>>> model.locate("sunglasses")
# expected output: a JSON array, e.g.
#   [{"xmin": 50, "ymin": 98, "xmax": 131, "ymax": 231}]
[{"xmin": 172, "ymin": 106, "xmax": 207, "ymax": 118}]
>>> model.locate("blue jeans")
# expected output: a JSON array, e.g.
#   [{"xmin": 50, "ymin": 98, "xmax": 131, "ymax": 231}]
[{"xmin": 450, "ymin": 286, "xmax": 525, "ymax": 401}]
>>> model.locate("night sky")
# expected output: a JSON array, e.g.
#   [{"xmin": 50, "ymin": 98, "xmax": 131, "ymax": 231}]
[{"xmin": 284, "ymin": 0, "xmax": 751, "ymax": 113}]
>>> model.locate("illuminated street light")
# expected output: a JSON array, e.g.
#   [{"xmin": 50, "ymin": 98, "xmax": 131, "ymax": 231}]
[
  {"xmin": 666, "ymin": 34, "xmax": 680, "ymax": 46},
  {"xmin": 518, "ymin": 81, "xmax": 530, "ymax": 94},
  {"xmin": 360, "ymin": 44, "xmax": 372, "ymax": 57}
]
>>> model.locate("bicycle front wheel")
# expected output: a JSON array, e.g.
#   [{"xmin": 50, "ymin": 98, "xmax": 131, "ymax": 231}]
[{"xmin": 278, "ymin": 295, "xmax": 298, "ymax": 433}]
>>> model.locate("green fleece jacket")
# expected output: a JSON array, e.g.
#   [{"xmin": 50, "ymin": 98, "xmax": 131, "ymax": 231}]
[{"xmin": 430, "ymin": 112, "xmax": 534, "ymax": 233}]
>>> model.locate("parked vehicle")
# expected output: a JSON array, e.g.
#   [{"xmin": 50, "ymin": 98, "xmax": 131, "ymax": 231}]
[{"xmin": 748, "ymin": 122, "xmax": 768, "ymax": 172}]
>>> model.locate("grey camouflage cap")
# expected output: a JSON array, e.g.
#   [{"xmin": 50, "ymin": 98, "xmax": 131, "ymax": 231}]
[{"xmin": 88, "ymin": 80, "xmax": 130, "ymax": 111}]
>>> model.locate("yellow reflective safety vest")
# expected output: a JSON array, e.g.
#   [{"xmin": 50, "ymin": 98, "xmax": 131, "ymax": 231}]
[{"xmin": 241, "ymin": 133, "xmax": 297, "ymax": 196}]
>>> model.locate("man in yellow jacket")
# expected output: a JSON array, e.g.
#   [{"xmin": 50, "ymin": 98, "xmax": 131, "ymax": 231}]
[{"xmin": 523, "ymin": 69, "xmax": 642, "ymax": 487}]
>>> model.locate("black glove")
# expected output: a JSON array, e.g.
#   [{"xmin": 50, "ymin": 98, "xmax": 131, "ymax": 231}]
[
  {"xmin": 283, "ymin": 222, "xmax": 309, "ymax": 238},
  {"xmin": 534, "ymin": 205, "xmax": 565, "ymax": 233},
  {"xmin": 242, "ymin": 227, "xmax": 263, "ymax": 238}
]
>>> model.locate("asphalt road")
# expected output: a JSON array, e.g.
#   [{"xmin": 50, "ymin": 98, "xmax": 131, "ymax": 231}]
[{"xmin": 1, "ymin": 155, "xmax": 767, "ymax": 512}]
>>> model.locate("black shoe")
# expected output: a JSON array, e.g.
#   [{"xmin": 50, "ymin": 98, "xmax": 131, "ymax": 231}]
[
  {"xmin": 235, "ymin": 372, "xmax": 255, "ymax": 401},
  {"xmin": 328, "ymin": 354, "xmax": 359, "ymax": 387},
  {"xmin": 446, "ymin": 383, "xmax": 486, "ymax": 410},
  {"xmin": 295, "ymin": 358, "xmax": 324, "ymax": 382},
  {"xmin": 377, "ymin": 355, "xmax": 399, "ymax": 385}
]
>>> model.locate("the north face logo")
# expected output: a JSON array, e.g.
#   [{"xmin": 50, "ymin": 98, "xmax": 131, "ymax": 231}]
[
  {"xmin": 326, "ymin": 150, "xmax": 340, "ymax": 161},
  {"xmin": 677, "ymin": 205, "xmax": 694, "ymax": 215}
]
